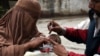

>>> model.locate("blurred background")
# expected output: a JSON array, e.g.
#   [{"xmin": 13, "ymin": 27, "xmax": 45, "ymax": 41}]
[
  {"xmin": 0, "ymin": 0, "xmax": 89, "ymax": 55},
  {"xmin": 0, "ymin": 0, "xmax": 89, "ymax": 17}
]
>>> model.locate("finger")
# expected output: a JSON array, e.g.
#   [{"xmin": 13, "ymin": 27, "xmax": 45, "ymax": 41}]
[
  {"xmin": 52, "ymin": 20, "xmax": 59, "ymax": 26},
  {"xmin": 48, "ymin": 20, "xmax": 55, "ymax": 28},
  {"xmin": 44, "ymin": 37, "xmax": 50, "ymax": 43},
  {"xmin": 49, "ymin": 30, "xmax": 52, "ymax": 34},
  {"xmin": 49, "ymin": 39, "xmax": 58, "ymax": 45},
  {"xmin": 47, "ymin": 22, "xmax": 52, "ymax": 30},
  {"xmin": 48, "ymin": 26, "xmax": 59, "ymax": 34},
  {"xmin": 53, "ymin": 45, "xmax": 57, "ymax": 48},
  {"xmin": 48, "ymin": 21, "xmax": 53, "ymax": 34},
  {"xmin": 51, "ymin": 26, "xmax": 60, "ymax": 32}
]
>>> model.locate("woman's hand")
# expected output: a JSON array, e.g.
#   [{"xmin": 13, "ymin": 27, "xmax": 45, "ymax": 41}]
[
  {"xmin": 29, "ymin": 37, "xmax": 44, "ymax": 48},
  {"xmin": 47, "ymin": 20, "xmax": 65, "ymax": 35},
  {"xmin": 49, "ymin": 39, "xmax": 68, "ymax": 56},
  {"xmin": 26, "ymin": 36, "xmax": 48, "ymax": 49}
]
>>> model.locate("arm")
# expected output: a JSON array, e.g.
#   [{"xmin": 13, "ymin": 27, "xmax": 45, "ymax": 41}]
[
  {"xmin": 63, "ymin": 28, "xmax": 88, "ymax": 43},
  {"xmin": 0, "ymin": 37, "xmax": 45, "ymax": 56},
  {"xmin": 47, "ymin": 20, "xmax": 88, "ymax": 43},
  {"xmin": 1, "ymin": 44, "xmax": 28, "ymax": 56},
  {"xmin": 49, "ymin": 39, "xmax": 86, "ymax": 56}
]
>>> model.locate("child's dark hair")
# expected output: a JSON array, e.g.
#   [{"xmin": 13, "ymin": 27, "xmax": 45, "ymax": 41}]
[{"xmin": 49, "ymin": 34, "xmax": 61, "ymax": 44}]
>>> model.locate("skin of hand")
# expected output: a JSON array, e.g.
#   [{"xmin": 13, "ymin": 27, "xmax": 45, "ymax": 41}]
[
  {"xmin": 47, "ymin": 20, "xmax": 64, "ymax": 35},
  {"xmin": 49, "ymin": 39, "xmax": 68, "ymax": 56},
  {"xmin": 24, "ymin": 36, "xmax": 49, "ymax": 51}
]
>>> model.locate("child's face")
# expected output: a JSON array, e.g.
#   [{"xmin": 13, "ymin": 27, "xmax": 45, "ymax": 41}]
[
  {"xmin": 39, "ymin": 34, "xmax": 61, "ymax": 52},
  {"xmin": 48, "ymin": 34, "xmax": 61, "ymax": 44}
]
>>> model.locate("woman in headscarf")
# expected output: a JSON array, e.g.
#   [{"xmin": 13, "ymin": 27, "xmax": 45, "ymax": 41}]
[{"xmin": 0, "ymin": 0, "xmax": 46, "ymax": 56}]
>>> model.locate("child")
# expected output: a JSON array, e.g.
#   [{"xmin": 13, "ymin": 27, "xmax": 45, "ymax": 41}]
[
  {"xmin": 48, "ymin": 34, "xmax": 61, "ymax": 44},
  {"xmin": 40, "ymin": 34, "xmax": 61, "ymax": 53}
]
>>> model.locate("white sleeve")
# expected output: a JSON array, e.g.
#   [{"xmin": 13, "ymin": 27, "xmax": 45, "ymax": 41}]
[
  {"xmin": 93, "ymin": 54, "xmax": 100, "ymax": 56},
  {"xmin": 75, "ymin": 18, "xmax": 90, "ymax": 29}
]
